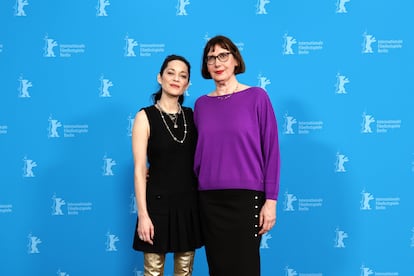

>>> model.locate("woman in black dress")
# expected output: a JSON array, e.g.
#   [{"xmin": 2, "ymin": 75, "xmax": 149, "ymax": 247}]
[{"xmin": 132, "ymin": 55, "xmax": 203, "ymax": 275}]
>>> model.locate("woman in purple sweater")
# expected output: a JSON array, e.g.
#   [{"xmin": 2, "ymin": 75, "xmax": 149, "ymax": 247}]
[{"xmin": 193, "ymin": 35, "xmax": 281, "ymax": 276}]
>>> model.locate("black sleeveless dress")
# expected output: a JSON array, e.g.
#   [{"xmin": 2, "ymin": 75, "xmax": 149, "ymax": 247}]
[{"xmin": 132, "ymin": 105, "xmax": 203, "ymax": 253}]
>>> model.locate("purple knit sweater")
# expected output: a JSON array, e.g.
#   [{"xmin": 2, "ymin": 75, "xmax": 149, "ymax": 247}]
[{"xmin": 193, "ymin": 87, "xmax": 280, "ymax": 200}]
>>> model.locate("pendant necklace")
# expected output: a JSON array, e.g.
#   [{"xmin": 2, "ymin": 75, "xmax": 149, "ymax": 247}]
[
  {"xmin": 166, "ymin": 112, "xmax": 179, "ymax": 128},
  {"xmin": 155, "ymin": 101, "xmax": 187, "ymax": 143}
]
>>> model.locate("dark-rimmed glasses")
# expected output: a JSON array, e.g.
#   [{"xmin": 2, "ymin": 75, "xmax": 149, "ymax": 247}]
[{"xmin": 206, "ymin": 52, "xmax": 232, "ymax": 65}]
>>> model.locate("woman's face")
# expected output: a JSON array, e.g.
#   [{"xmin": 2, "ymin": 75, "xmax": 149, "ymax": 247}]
[
  {"xmin": 206, "ymin": 44, "xmax": 238, "ymax": 82},
  {"xmin": 157, "ymin": 60, "xmax": 189, "ymax": 97}
]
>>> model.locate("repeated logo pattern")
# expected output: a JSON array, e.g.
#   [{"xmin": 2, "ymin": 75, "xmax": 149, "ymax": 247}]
[{"xmin": 1, "ymin": 1, "xmax": 411, "ymax": 275}]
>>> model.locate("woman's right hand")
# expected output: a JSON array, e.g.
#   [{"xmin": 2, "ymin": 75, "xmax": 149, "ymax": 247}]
[{"xmin": 137, "ymin": 214, "xmax": 154, "ymax": 245}]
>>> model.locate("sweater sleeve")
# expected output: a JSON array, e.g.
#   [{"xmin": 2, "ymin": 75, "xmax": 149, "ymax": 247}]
[{"xmin": 257, "ymin": 89, "xmax": 280, "ymax": 200}]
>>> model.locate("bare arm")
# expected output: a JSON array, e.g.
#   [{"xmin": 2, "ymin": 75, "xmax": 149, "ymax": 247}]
[{"xmin": 132, "ymin": 110, "xmax": 154, "ymax": 244}]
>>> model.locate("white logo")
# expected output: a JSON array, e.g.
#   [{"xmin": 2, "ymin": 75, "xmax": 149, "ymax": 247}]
[
  {"xmin": 127, "ymin": 114, "xmax": 135, "ymax": 137},
  {"xmin": 185, "ymin": 81, "xmax": 191, "ymax": 97},
  {"xmin": 361, "ymin": 112, "xmax": 401, "ymax": 134},
  {"xmin": 284, "ymin": 192, "xmax": 323, "ymax": 212},
  {"xmin": 336, "ymin": 0, "xmax": 350, "ymax": 13},
  {"xmin": 14, "ymin": 0, "xmax": 29, "ymax": 16},
  {"xmin": 360, "ymin": 189, "xmax": 374, "ymax": 210},
  {"xmin": 27, "ymin": 233, "xmax": 42, "ymax": 254},
  {"xmin": 23, "ymin": 156, "xmax": 37, "ymax": 177},
  {"xmin": 57, "ymin": 269, "xmax": 69, "ymax": 276},
  {"xmin": 361, "ymin": 112, "xmax": 375, "ymax": 133},
  {"xmin": 334, "ymin": 228, "xmax": 348, "ymax": 248},
  {"xmin": 283, "ymin": 113, "xmax": 297, "ymax": 134},
  {"xmin": 283, "ymin": 191, "xmax": 297, "ymax": 211},
  {"xmin": 284, "ymin": 266, "xmax": 298, "ymax": 276},
  {"xmin": 284, "ymin": 266, "xmax": 322, "ymax": 276},
  {"xmin": 96, "ymin": 0, "xmax": 110, "ymax": 16},
  {"xmin": 335, "ymin": 152, "xmax": 349, "ymax": 172},
  {"xmin": 203, "ymin": 33, "xmax": 211, "ymax": 42},
  {"xmin": 176, "ymin": 0, "xmax": 190, "ymax": 16},
  {"xmin": 48, "ymin": 115, "xmax": 62, "ymax": 138},
  {"xmin": 283, "ymin": 33, "xmax": 297, "ymax": 55},
  {"xmin": 411, "ymin": 227, "xmax": 414, "ymax": 247},
  {"xmin": 283, "ymin": 33, "xmax": 323, "ymax": 55},
  {"xmin": 43, "ymin": 36, "xmax": 58, "ymax": 57},
  {"xmin": 359, "ymin": 189, "xmax": 400, "ymax": 211},
  {"xmin": 0, "ymin": 203, "xmax": 13, "ymax": 213},
  {"xmin": 335, "ymin": 73, "xmax": 349, "ymax": 94},
  {"xmin": 283, "ymin": 112, "xmax": 323, "ymax": 135},
  {"xmin": 412, "ymin": 154, "xmax": 414, "ymax": 173},
  {"xmin": 0, "ymin": 125, "xmax": 8, "ymax": 135},
  {"xmin": 361, "ymin": 32, "xmax": 403, "ymax": 54},
  {"xmin": 360, "ymin": 265, "xmax": 374, "ymax": 276},
  {"xmin": 51, "ymin": 195, "xmax": 92, "ymax": 216},
  {"xmin": 52, "ymin": 194, "xmax": 66, "ymax": 215},
  {"xmin": 99, "ymin": 75, "xmax": 113, "ymax": 97},
  {"xmin": 103, "ymin": 154, "xmax": 116, "ymax": 176},
  {"xmin": 47, "ymin": 116, "xmax": 89, "ymax": 138},
  {"xmin": 124, "ymin": 35, "xmax": 138, "ymax": 57},
  {"xmin": 361, "ymin": 264, "xmax": 399, "ymax": 275},
  {"xmin": 42, "ymin": 36, "xmax": 85, "ymax": 58},
  {"xmin": 260, "ymin": 232, "xmax": 272, "ymax": 249},
  {"xmin": 133, "ymin": 268, "xmax": 144, "ymax": 276},
  {"xmin": 361, "ymin": 31, "xmax": 403, "ymax": 54},
  {"xmin": 106, "ymin": 232, "xmax": 119, "ymax": 251},
  {"xmin": 130, "ymin": 193, "xmax": 137, "ymax": 214},
  {"xmin": 256, "ymin": 0, "xmax": 270, "ymax": 15},
  {"xmin": 362, "ymin": 32, "xmax": 376, "ymax": 54},
  {"xmin": 257, "ymin": 74, "xmax": 271, "ymax": 91},
  {"xmin": 18, "ymin": 76, "xmax": 32, "ymax": 98}
]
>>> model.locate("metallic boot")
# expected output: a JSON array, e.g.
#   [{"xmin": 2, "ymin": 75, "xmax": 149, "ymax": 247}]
[
  {"xmin": 173, "ymin": 251, "xmax": 195, "ymax": 276},
  {"xmin": 144, "ymin": 252, "xmax": 166, "ymax": 276}
]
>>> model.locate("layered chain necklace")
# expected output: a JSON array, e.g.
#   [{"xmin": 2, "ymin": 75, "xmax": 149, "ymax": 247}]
[
  {"xmin": 216, "ymin": 83, "xmax": 239, "ymax": 100},
  {"xmin": 155, "ymin": 101, "xmax": 187, "ymax": 144}
]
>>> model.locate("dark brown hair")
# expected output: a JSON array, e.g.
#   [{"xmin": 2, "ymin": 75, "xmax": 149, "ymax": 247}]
[
  {"xmin": 152, "ymin": 54, "xmax": 191, "ymax": 105},
  {"xmin": 201, "ymin": 35, "xmax": 246, "ymax": 79}
]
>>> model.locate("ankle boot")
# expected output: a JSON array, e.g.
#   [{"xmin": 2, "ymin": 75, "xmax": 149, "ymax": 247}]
[
  {"xmin": 144, "ymin": 252, "xmax": 166, "ymax": 276},
  {"xmin": 173, "ymin": 251, "xmax": 195, "ymax": 276}
]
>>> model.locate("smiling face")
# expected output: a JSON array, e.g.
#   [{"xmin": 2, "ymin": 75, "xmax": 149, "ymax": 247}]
[
  {"xmin": 206, "ymin": 44, "xmax": 239, "ymax": 83},
  {"xmin": 157, "ymin": 59, "xmax": 190, "ymax": 98}
]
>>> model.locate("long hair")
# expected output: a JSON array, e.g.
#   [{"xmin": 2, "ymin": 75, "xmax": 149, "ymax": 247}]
[
  {"xmin": 201, "ymin": 35, "xmax": 246, "ymax": 79},
  {"xmin": 151, "ymin": 54, "xmax": 191, "ymax": 105}
]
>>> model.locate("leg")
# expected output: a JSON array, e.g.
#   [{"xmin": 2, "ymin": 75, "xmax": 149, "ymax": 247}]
[
  {"xmin": 144, "ymin": 252, "xmax": 166, "ymax": 276},
  {"xmin": 174, "ymin": 251, "xmax": 195, "ymax": 276}
]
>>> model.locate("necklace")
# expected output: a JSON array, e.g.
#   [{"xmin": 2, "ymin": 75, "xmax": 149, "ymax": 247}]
[
  {"xmin": 166, "ymin": 112, "xmax": 179, "ymax": 128},
  {"xmin": 156, "ymin": 101, "xmax": 181, "ymax": 128},
  {"xmin": 155, "ymin": 101, "xmax": 187, "ymax": 144},
  {"xmin": 216, "ymin": 83, "xmax": 239, "ymax": 100}
]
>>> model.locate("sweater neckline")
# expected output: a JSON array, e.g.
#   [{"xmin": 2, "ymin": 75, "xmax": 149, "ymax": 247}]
[{"xmin": 205, "ymin": 86, "xmax": 251, "ymax": 99}]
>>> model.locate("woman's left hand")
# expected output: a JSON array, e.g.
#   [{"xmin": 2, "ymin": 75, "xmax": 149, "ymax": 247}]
[{"xmin": 258, "ymin": 199, "xmax": 277, "ymax": 235}]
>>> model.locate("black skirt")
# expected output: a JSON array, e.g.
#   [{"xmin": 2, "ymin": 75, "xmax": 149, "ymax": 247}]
[
  {"xmin": 199, "ymin": 189, "xmax": 265, "ymax": 276},
  {"xmin": 133, "ymin": 190, "xmax": 203, "ymax": 253}
]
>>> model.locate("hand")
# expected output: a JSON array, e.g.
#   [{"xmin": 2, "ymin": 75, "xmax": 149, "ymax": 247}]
[
  {"xmin": 258, "ymin": 199, "xmax": 277, "ymax": 235},
  {"xmin": 137, "ymin": 214, "xmax": 154, "ymax": 245}
]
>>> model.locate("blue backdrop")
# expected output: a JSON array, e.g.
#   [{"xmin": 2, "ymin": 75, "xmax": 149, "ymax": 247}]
[{"xmin": 1, "ymin": 0, "xmax": 413, "ymax": 275}]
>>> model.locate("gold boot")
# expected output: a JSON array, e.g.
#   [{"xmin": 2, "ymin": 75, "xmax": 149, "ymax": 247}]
[
  {"xmin": 144, "ymin": 252, "xmax": 166, "ymax": 276},
  {"xmin": 173, "ymin": 251, "xmax": 195, "ymax": 276}
]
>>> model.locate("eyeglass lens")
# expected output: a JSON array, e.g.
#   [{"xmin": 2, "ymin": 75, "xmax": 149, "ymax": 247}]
[{"xmin": 207, "ymin": 52, "xmax": 231, "ymax": 64}]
